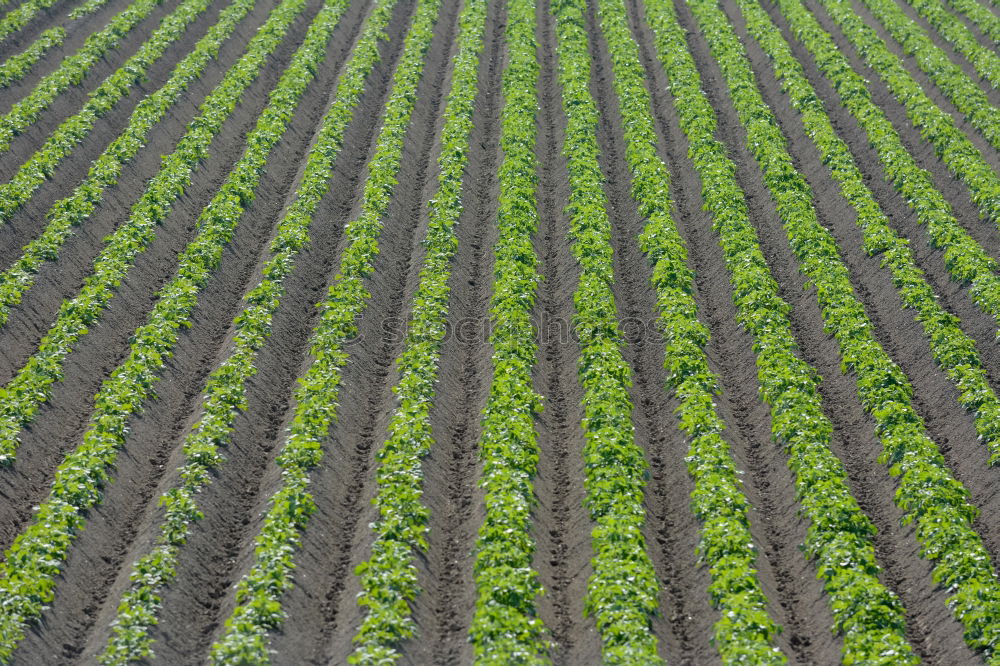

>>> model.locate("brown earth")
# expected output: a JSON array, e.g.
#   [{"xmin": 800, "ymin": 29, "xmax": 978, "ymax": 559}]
[{"xmin": 1, "ymin": 0, "xmax": 999, "ymax": 661}]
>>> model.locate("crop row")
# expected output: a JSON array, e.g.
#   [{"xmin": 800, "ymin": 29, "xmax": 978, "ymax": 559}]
[
  {"xmin": 0, "ymin": 0, "xmax": 306, "ymax": 464},
  {"xmin": 809, "ymin": 0, "xmax": 1000, "ymax": 224},
  {"xmin": 0, "ymin": 0, "xmax": 214, "ymax": 222},
  {"xmin": 693, "ymin": 0, "xmax": 1000, "ymax": 657},
  {"xmin": 0, "ymin": 0, "xmax": 101, "ymax": 40},
  {"xmin": 0, "ymin": 0, "xmax": 61, "ymax": 40},
  {"xmin": 466, "ymin": 0, "xmax": 546, "ymax": 660},
  {"xmin": 741, "ymin": 0, "xmax": 1000, "ymax": 465},
  {"xmin": 0, "ymin": 26, "xmax": 63, "ymax": 87},
  {"xmin": 94, "ymin": 0, "xmax": 405, "ymax": 660},
  {"xmin": 770, "ymin": 0, "xmax": 1000, "ymax": 342},
  {"xmin": 69, "ymin": 0, "xmax": 116, "ymax": 19},
  {"xmin": 901, "ymin": 0, "xmax": 1000, "ymax": 84},
  {"xmin": 939, "ymin": 0, "xmax": 1000, "ymax": 43},
  {"xmin": 0, "ymin": 0, "xmax": 255, "ymax": 332},
  {"xmin": 597, "ymin": 0, "xmax": 787, "ymax": 661},
  {"xmin": 202, "ymin": 0, "xmax": 446, "ymax": 660},
  {"xmin": 0, "ymin": 0, "xmax": 112, "ymax": 32},
  {"xmin": 0, "ymin": 0, "xmax": 164, "ymax": 154},
  {"xmin": 347, "ymin": 0, "xmax": 487, "ymax": 660},
  {"xmin": 642, "ymin": 0, "xmax": 919, "ymax": 660},
  {"xmin": 0, "ymin": 0, "xmax": 332, "ymax": 658},
  {"xmin": 551, "ymin": 0, "xmax": 662, "ymax": 660}
]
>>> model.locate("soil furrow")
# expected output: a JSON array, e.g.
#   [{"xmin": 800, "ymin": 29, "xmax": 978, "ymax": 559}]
[
  {"xmin": 401, "ymin": 0, "xmax": 503, "ymax": 662},
  {"xmin": 887, "ymin": 0, "xmax": 1000, "ymax": 68},
  {"xmin": 944, "ymin": 1, "xmax": 998, "ymax": 48},
  {"xmin": 0, "ymin": 0, "xmax": 200, "ymax": 186},
  {"xmin": 583, "ymin": 0, "xmax": 717, "ymax": 661},
  {"xmin": 259, "ymin": 0, "xmax": 462, "ymax": 661},
  {"xmin": 0, "ymin": 0, "xmax": 234, "ymax": 267},
  {"xmin": 530, "ymin": 0, "xmax": 601, "ymax": 661},
  {"xmin": 726, "ymin": 0, "xmax": 1000, "ymax": 588},
  {"xmin": 798, "ymin": 0, "xmax": 1000, "ymax": 205},
  {"xmin": 727, "ymin": 0, "xmax": 1000, "ymax": 398},
  {"xmin": 625, "ymin": 0, "xmax": 845, "ymax": 662},
  {"xmin": 0, "ymin": 0, "xmax": 185, "ymax": 169},
  {"xmin": 120, "ymin": 1, "xmax": 429, "ymax": 663},
  {"xmin": 866, "ymin": 0, "xmax": 1000, "ymax": 104},
  {"xmin": 0, "ymin": 0, "xmax": 997, "ymax": 655},
  {"xmin": 0, "ymin": 0, "xmax": 286, "ymax": 379},
  {"xmin": 3, "ymin": 0, "xmax": 378, "ymax": 661},
  {"xmin": 0, "ymin": 0, "xmax": 137, "ymax": 95},
  {"xmin": 752, "ymin": 4, "xmax": 1000, "ymax": 388},
  {"xmin": 0, "ymin": 0, "xmax": 318, "ymax": 552},
  {"xmin": 679, "ymin": 0, "xmax": 980, "ymax": 661}
]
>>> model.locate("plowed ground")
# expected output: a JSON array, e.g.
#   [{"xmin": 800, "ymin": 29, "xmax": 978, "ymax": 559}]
[{"xmin": 1, "ymin": 0, "xmax": 998, "ymax": 661}]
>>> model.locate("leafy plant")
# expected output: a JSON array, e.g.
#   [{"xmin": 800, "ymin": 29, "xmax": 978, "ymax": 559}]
[
  {"xmin": 347, "ymin": 0, "xmax": 489, "ymax": 660},
  {"xmin": 0, "ymin": 0, "xmax": 166, "ymax": 153},
  {"xmin": 0, "ymin": 27, "xmax": 64, "ymax": 88},
  {"xmin": 0, "ymin": 0, "xmax": 315, "ymax": 655},
  {"xmin": 0, "ymin": 0, "xmax": 305, "ymax": 465},
  {"xmin": 551, "ymin": 0, "xmax": 663, "ymax": 660},
  {"xmin": 93, "ymin": 0, "xmax": 415, "ymax": 660},
  {"xmin": 739, "ymin": 0, "xmax": 1000, "ymax": 464},
  {"xmin": 597, "ymin": 0, "xmax": 786, "ymax": 660},
  {"xmin": 688, "ymin": 0, "xmax": 1000, "ymax": 658},
  {"xmin": 0, "ymin": 0, "xmax": 217, "ymax": 223},
  {"xmin": 467, "ymin": 0, "xmax": 548, "ymax": 661},
  {"xmin": 900, "ymin": 0, "xmax": 1000, "ymax": 80},
  {"xmin": 643, "ymin": 0, "xmax": 920, "ymax": 660},
  {"xmin": 0, "ymin": 0, "xmax": 257, "ymax": 333},
  {"xmin": 937, "ymin": 0, "xmax": 1000, "ymax": 43},
  {"xmin": 763, "ymin": 0, "xmax": 1000, "ymax": 351},
  {"xmin": 205, "ymin": 0, "xmax": 444, "ymax": 660},
  {"xmin": 810, "ymin": 0, "xmax": 1000, "ymax": 224},
  {"xmin": 0, "ymin": 0, "xmax": 100, "ymax": 40}
]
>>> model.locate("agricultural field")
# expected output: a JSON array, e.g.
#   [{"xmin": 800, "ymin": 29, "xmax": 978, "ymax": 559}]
[{"xmin": 0, "ymin": 0, "xmax": 998, "ymax": 657}]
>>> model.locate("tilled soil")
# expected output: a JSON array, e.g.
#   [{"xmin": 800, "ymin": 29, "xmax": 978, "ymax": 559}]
[{"xmin": 2, "ymin": 0, "xmax": 999, "ymax": 661}]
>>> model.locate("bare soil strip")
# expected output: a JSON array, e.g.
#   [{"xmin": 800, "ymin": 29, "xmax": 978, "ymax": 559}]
[
  {"xmin": 754, "ymin": 0, "xmax": 1000, "ymax": 396},
  {"xmin": 0, "ymin": 0, "xmax": 182, "ymax": 166},
  {"xmin": 802, "ymin": 0, "xmax": 1000, "ymax": 188},
  {"xmin": 0, "ymin": 0, "xmax": 141, "ymax": 102},
  {"xmin": 861, "ymin": 0, "xmax": 1000, "ymax": 104},
  {"xmin": 528, "ymin": 0, "xmax": 602, "ymax": 661},
  {"xmin": 725, "ymin": 0, "xmax": 1000, "ymax": 582},
  {"xmin": 691, "ymin": 0, "xmax": 985, "ymax": 661},
  {"xmin": 625, "ymin": 0, "xmax": 848, "ymax": 661},
  {"xmin": 259, "ymin": 1, "xmax": 462, "ymax": 661},
  {"xmin": 123, "ymin": 1, "xmax": 434, "ymax": 662},
  {"xmin": 934, "ymin": 0, "xmax": 997, "ymax": 47},
  {"xmin": 759, "ymin": 0, "xmax": 1000, "ymax": 350},
  {"xmin": 4, "ymin": 0, "xmax": 381, "ymax": 661},
  {"xmin": 887, "ymin": 0, "xmax": 999, "ymax": 65},
  {"xmin": 0, "ymin": 3, "xmax": 319, "ymax": 547},
  {"xmin": 752, "ymin": 0, "xmax": 1000, "ymax": 566},
  {"xmin": 0, "ymin": 0, "xmax": 220, "ymax": 187},
  {"xmin": 0, "ymin": 0, "xmax": 998, "ymax": 658},
  {"xmin": 584, "ymin": 0, "xmax": 720, "ymax": 660},
  {"xmin": 402, "ymin": 0, "xmax": 504, "ymax": 661},
  {"xmin": 0, "ymin": 0, "xmax": 287, "ymax": 369},
  {"xmin": 0, "ymin": 0, "xmax": 315, "ymax": 553},
  {"xmin": 0, "ymin": 0, "xmax": 231, "ymax": 266},
  {"xmin": 0, "ymin": 0, "xmax": 285, "ymax": 377}
]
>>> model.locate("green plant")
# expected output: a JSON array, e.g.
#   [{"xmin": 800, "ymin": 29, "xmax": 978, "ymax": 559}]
[
  {"xmin": 347, "ymin": 0, "xmax": 489, "ymax": 660},
  {"xmin": 205, "ymin": 0, "xmax": 444, "ymax": 660},
  {"xmin": 643, "ymin": 0, "xmax": 921, "ymax": 660},
  {"xmin": 467, "ymin": 0, "xmax": 548, "ymax": 660},
  {"xmin": 0, "ymin": 27, "xmax": 64, "ymax": 88}
]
